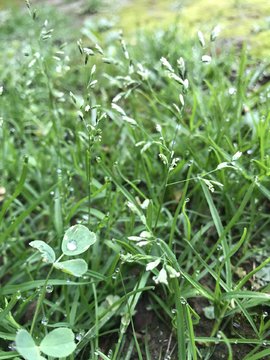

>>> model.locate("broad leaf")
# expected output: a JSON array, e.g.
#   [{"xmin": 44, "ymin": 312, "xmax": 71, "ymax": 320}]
[
  {"xmin": 29, "ymin": 241, "xmax": 55, "ymax": 263},
  {"xmin": 62, "ymin": 225, "xmax": 96, "ymax": 256},
  {"xmin": 54, "ymin": 259, "xmax": 87, "ymax": 277},
  {"xmin": 40, "ymin": 328, "xmax": 76, "ymax": 357},
  {"xmin": 15, "ymin": 330, "xmax": 40, "ymax": 360}
]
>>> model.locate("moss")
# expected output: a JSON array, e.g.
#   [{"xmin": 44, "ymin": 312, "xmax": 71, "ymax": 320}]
[
  {"xmin": 119, "ymin": 0, "xmax": 270, "ymax": 59},
  {"xmin": 249, "ymin": 30, "xmax": 270, "ymax": 58},
  {"xmin": 2, "ymin": 0, "xmax": 269, "ymax": 59},
  {"xmin": 0, "ymin": 0, "xmax": 21, "ymax": 10}
]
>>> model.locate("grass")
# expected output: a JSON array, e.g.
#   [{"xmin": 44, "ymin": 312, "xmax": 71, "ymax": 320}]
[{"xmin": 1, "ymin": 1, "xmax": 270, "ymax": 360}]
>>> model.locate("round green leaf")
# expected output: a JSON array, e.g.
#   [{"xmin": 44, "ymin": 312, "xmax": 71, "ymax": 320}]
[
  {"xmin": 62, "ymin": 224, "xmax": 96, "ymax": 256},
  {"xmin": 53, "ymin": 259, "xmax": 87, "ymax": 277},
  {"xmin": 15, "ymin": 329, "xmax": 40, "ymax": 360},
  {"xmin": 203, "ymin": 305, "xmax": 215, "ymax": 320},
  {"xmin": 40, "ymin": 328, "xmax": 76, "ymax": 357},
  {"xmin": 29, "ymin": 240, "xmax": 56, "ymax": 263}
]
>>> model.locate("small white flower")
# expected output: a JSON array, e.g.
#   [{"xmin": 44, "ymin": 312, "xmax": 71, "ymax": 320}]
[
  {"xmin": 139, "ymin": 230, "xmax": 152, "ymax": 238},
  {"xmin": 111, "ymin": 103, "xmax": 126, "ymax": 116},
  {"xmin": 168, "ymin": 72, "xmax": 184, "ymax": 85},
  {"xmin": 232, "ymin": 151, "xmax": 242, "ymax": 161},
  {"xmin": 217, "ymin": 162, "xmax": 228, "ymax": 170},
  {"xmin": 183, "ymin": 79, "xmax": 189, "ymax": 90},
  {"xmin": 146, "ymin": 259, "xmax": 160, "ymax": 271},
  {"xmin": 160, "ymin": 57, "xmax": 174, "ymax": 72},
  {"xmin": 127, "ymin": 236, "xmax": 142, "ymax": 241},
  {"xmin": 179, "ymin": 94, "xmax": 184, "ymax": 107},
  {"xmin": 156, "ymin": 124, "xmax": 162, "ymax": 132},
  {"xmin": 127, "ymin": 202, "xmax": 140, "ymax": 215},
  {"xmin": 198, "ymin": 31, "xmax": 205, "ymax": 47},
  {"xmin": 159, "ymin": 154, "xmax": 168, "ymax": 165},
  {"xmin": 202, "ymin": 55, "xmax": 212, "ymax": 64},
  {"xmin": 154, "ymin": 268, "xmax": 168, "ymax": 285},
  {"xmin": 137, "ymin": 241, "xmax": 148, "ymax": 247},
  {"xmin": 210, "ymin": 25, "xmax": 221, "ymax": 42},
  {"xmin": 166, "ymin": 265, "xmax": 181, "ymax": 278},
  {"xmin": 141, "ymin": 199, "xmax": 150, "ymax": 209}
]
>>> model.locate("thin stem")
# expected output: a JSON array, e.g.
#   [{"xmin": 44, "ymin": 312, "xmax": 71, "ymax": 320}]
[{"xmin": 30, "ymin": 263, "xmax": 54, "ymax": 336}]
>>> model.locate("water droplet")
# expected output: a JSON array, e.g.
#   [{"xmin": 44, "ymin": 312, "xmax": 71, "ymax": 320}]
[
  {"xmin": 41, "ymin": 317, "xmax": 48, "ymax": 325},
  {"xmin": 180, "ymin": 296, "xmax": 186, "ymax": 305},
  {"xmin": 46, "ymin": 285, "xmax": 53, "ymax": 293},
  {"xmin": 107, "ymin": 349, "xmax": 113, "ymax": 358},
  {"xmin": 96, "ymin": 157, "xmax": 101, "ymax": 163},
  {"xmin": 172, "ymin": 309, "xmax": 176, "ymax": 314},
  {"xmin": 94, "ymin": 347, "xmax": 101, "ymax": 355},
  {"xmin": 263, "ymin": 341, "xmax": 267, "ymax": 346},
  {"xmin": 263, "ymin": 311, "xmax": 268, "ymax": 318},
  {"xmin": 217, "ymin": 333, "xmax": 222, "ymax": 339},
  {"xmin": 76, "ymin": 331, "xmax": 85, "ymax": 341},
  {"xmin": 50, "ymin": 191, "xmax": 54, "ymax": 195},
  {"xmin": 57, "ymin": 169, "xmax": 62, "ymax": 174},
  {"xmin": 36, "ymin": 286, "xmax": 41, "ymax": 292},
  {"xmin": 185, "ymin": 198, "xmax": 190, "ymax": 202},
  {"xmin": 66, "ymin": 279, "xmax": 70, "ymax": 283},
  {"xmin": 8, "ymin": 342, "xmax": 16, "ymax": 351},
  {"xmin": 234, "ymin": 340, "xmax": 238, "ymax": 344},
  {"xmin": 67, "ymin": 240, "xmax": 77, "ymax": 251},
  {"xmin": 217, "ymin": 245, "xmax": 222, "ymax": 251},
  {"xmin": 16, "ymin": 291, "xmax": 21, "ymax": 299}
]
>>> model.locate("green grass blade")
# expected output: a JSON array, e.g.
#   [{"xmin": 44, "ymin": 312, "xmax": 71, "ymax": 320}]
[
  {"xmin": 242, "ymin": 348, "xmax": 270, "ymax": 360},
  {"xmin": 0, "ymin": 181, "xmax": 60, "ymax": 244},
  {"xmin": 200, "ymin": 180, "xmax": 231, "ymax": 287},
  {"xmin": 0, "ymin": 156, "xmax": 28, "ymax": 223},
  {"xmin": 169, "ymin": 163, "xmax": 192, "ymax": 248},
  {"xmin": 98, "ymin": 160, "xmax": 144, "ymax": 218}
]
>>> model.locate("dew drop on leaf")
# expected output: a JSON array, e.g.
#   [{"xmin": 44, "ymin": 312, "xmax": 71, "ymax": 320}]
[
  {"xmin": 67, "ymin": 240, "xmax": 77, "ymax": 251},
  {"xmin": 46, "ymin": 285, "xmax": 54, "ymax": 293},
  {"xmin": 76, "ymin": 331, "xmax": 85, "ymax": 341},
  {"xmin": 41, "ymin": 317, "xmax": 48, "ymax": 325}
]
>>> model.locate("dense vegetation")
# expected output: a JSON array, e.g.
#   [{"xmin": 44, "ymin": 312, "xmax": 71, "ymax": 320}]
[{"xmin": 1, "ymin": 2, "xmax": 270, "ymax": 359}]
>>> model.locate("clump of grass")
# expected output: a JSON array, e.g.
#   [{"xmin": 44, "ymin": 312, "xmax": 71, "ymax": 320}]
[{"xmin": 1, "ymin": 1, "xmax": 270, "ymax": 360}]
